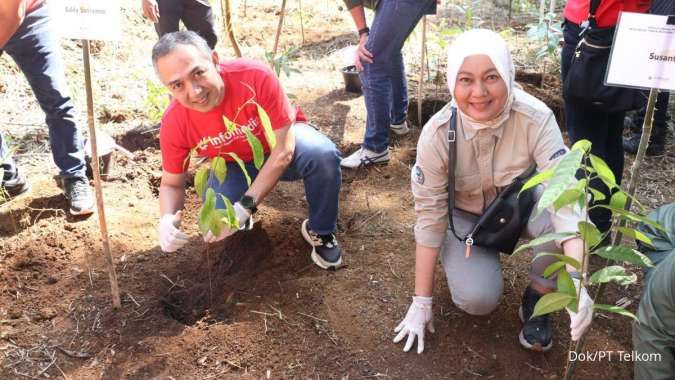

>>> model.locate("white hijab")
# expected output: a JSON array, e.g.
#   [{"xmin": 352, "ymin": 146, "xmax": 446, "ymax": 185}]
[{"xmin": 446, "ymin": 29, "xmax": 515, "ymax": 131}]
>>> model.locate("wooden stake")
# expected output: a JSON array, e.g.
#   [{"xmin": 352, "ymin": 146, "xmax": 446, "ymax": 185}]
[
  {"xmin": 272, "ymin": 0, "xmax": 288, "ymax": 57},
  {"xmin": 417, "ymin": 16, "xmax": 427, "ymax": 128},
  {"xmin": 563, "ymin": 88, "xmax": 658, "ymax": 380},
  {"xmin": 82, "ymin": 40, "xmax": 121, "ymax": 309},
  {"xmin": 298, "ymin": 0, "xmax": 305, "ymax": 45},
  {"xmin": 220, "ymin": 0, "xmax": 242, "ymax": 57}
]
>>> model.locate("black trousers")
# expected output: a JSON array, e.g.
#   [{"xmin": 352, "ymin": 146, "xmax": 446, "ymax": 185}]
[
  {"xmin": 561, "ymin": 20, "xmax": 625, "ymax": 232},
  {"xmin": 155, "ymin": 0, "xmax": 217, "ymax": 49},
  {"xmin": 629, "ymin": 90, "xmax": 671, "ymax": 144}
]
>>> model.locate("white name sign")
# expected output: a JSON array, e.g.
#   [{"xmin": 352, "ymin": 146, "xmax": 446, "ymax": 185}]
[
  {"xmin": 50, "ymin": 0, "xmax": 121, "ymax": 41},
  {"xmin": 606, "ymin": 12, "xmax": 675, "ymax": 91}
]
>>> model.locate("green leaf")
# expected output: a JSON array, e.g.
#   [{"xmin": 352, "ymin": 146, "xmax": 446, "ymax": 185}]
[
  {"xmin": 557, "ymin": 270, "xmax": 576, "ymax": 297},
  {"xmin": 244, "ymin": 128, "xmax": 265, "ymax": 170},
  {"xmin": 532, "ymin": 292, "xmax": 575, "ymax": 317},
  {"xmin": 589, "ymin": 154, "xmax": 616, "ymax": 187},
  {"xmin": 257, "ymin": 105, "xmax": 276, "ymax": 149},
  {"xmin": 578, "ymin": 221, "xmax": 602, "ymax": 248},
  {"xmin": 543, "ymin": 261, "xmax": 567, "ymax": 278},
  {"xmin": 595, "ymin": 205, "xmax": 666, "ymax": 232},
  {"xmin": 223, "ymin": 116, "xmax": 237, "ymax": 133},
  {"xmin": 616, "ymin": 226, "xmax": 653, "ymax": 246},
  {"xmin": 535, "ymin": 148, "xmax": 584, "ymax": 217},
  {"xmin": 534, "ymin": 252, "xmax": 581, "ymax": 270},
  {"xmin": 208, "ymin": 210, "xmax": 222, "ymax": 237},
  {"xmin": 609, "ymin": 191, "xmax": 628, "ymax": 211},
  {"xmin": 194, "ymin": 166, "xmax": 209, "ymax": 197},
  {"xmin": 512, "ymin": 232, "xmax": 576, "ymax": 255},
  {"xmin": 211, "ymin": 156, "xmax": 227, "ymax": 184},
  {"xmin": 520, "ymin": 168, "xmax": 553, "ymax": 195},
  {"xmin": 199, "ymin": 188, "xmax": 216, "ymax": 235},
  {"xmin": 227, "ymin": 152, "xmax": 251, "ymax": 187},
  {"xmin": 589, "ymin": 266, "xmax": 637, "ymax": 286},
  {"xmin": 589, "ymin": 188, "xmax": 606, "ymax": 202},
  {"xmin": 553, "ymin": 189, "xmax": 583, "ymax": 211},
  {"xmin": 592, "ymin": 304, "xmax": 638, "ymax": 322},
  {"xmin": 571, "ymin": 139, "xmax": 591, "ymax": 153},
  {"xmin": 221, "ymin": 195, "xmax": 239, "ymax": 229},
  {"xmin": 593, "ymin": 245, "xmax": 654, "ymax": 268}
]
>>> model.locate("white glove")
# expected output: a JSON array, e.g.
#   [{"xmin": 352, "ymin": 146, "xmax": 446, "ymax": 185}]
[
  {"xmin": 159, "ymin": 211, "xmax": 189, "ymax": 252},
  {"xmin": 393, "ymin": 296, "xmax": 435, "ymax": 354},
  {"xmin": 203, "ymin": 202, "xmax": 251, "ymax": 243},
  {"xmin": 566, "ymin": 279, "xmax": 594, "ymax": 341}
]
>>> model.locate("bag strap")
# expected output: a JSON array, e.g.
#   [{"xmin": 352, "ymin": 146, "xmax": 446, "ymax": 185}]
[
  {"xmin": 581, "ymin": 0, "xmax": 602, "ymax": 33},
  {"xmin": 447, "ymin": 107, "xmax": 464, "ymax": 242}
]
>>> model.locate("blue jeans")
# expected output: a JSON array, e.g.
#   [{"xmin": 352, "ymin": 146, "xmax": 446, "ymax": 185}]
[
  {"xmin": 1, "ymin": 4, "xmax": 86, "ymax": 179},
  {"xmin": 360, "ymin": 0, "xmax": 435, "ymax": 153},
  {"xmin": 206, "ymin": 123, "xmax": 342, "ymax": 235}
]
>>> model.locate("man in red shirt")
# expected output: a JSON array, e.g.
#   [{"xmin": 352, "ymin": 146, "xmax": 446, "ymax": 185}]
[{"xmin": 152, "ymin": 31, "xmax": 343, "ymax": 270}]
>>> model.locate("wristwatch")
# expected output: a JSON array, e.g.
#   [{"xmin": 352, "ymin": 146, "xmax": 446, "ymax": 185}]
[
  {"xmin": 239, "ymin": 195, "xmax": 258, "ymax": 214},
  {"xmin": 358, "ymin": 27, "xmax": 370, "ymax": 36}
]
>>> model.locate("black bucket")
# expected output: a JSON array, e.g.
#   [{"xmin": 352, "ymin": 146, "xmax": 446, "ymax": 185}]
[{"xmin": 342, "ymin": 66, "xmax": 362, "ymax": 93}]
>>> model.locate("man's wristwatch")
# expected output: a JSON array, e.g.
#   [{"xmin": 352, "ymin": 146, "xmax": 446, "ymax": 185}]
[
  {"xmin": 358, "ymin": 27, "xmax": 370, "ymax": 36},
  {"xmin": 239, "ymin": 195, "xmax": 258, "ymax": 214}
]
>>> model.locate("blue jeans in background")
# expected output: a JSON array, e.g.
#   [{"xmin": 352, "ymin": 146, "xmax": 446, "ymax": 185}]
[
  {"xmin": 1, "ymin": 4, "xmax": 86, "ymax": 179},
  {"xmin": 206, "ymin": 123, "xmax": 342, "ymax": 235},
  {"xmin": 360, "ymin": 0, "xmax": 436, "ymax": 153}
]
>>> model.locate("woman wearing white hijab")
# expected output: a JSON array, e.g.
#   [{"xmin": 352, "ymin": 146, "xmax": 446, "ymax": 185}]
[{"xmin": 394, "ymin": 29, "xmax": 594, "ymax": 354}]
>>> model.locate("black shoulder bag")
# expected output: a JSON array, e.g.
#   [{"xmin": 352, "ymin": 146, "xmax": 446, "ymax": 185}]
[
  {"xmin": 562, "ymin": 0, "xmax": 641, "ymax": 113},
  {"xmin": 447, "ymin": 107, "xmax": 538, "ymax": 257}
]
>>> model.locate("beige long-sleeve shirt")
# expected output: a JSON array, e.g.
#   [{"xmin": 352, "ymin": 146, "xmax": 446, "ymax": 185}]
[{"xmin": 412, "ymin": 88, "xmax": 584, "ymax": 248}]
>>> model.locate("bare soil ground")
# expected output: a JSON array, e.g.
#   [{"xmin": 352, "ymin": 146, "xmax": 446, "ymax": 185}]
[{"xmin": 1, "ymin": 1, "xmax": 674, "ymax": 379}]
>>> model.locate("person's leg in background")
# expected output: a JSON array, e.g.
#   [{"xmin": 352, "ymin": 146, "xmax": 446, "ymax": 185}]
[
  {"xmin": 3, "ymin": 4, "xmax": 93, "ymax": 214},
  {"xmin": 181, "ymin": 0, "xmax": 218, "ymax": 49},
  {"xmin": 623, "ymin": 90, "xmax": 670, "ymax": 156},
  {"xmin": 341, "ymin": 0, "xmax": 434, "ymax": 168},
  {"xmin": 0, "ymin": 131, "xmax": 29, "ymax": 199},
  {"xmin": 155, "ymin": 0, "xmax": 183, "ymax": 37},
  {"xmin": 561, "ymin": 21, "xmax": 624, "ymax": 233},
  {"xmin": 389, "ymin": 50, "xmax": 410, "ymax": 135}
]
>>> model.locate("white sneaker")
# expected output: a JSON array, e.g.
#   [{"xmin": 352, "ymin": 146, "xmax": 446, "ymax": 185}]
[
  {"xmin": 390, "ymin": 121, "xmax": 410, "ymax": 136},
  {"xmin": 340, "ymin": 147, "xmax": 390, "ymax": 169}
]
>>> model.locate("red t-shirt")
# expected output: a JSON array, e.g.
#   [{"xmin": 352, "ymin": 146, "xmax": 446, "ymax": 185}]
[
  {"xmin": 160, "ymin": 59, "xmax": 307, "ymax": 174},
  {"xmin": 26, "ymin": 0, "xmax": 44, "ymax": 13},
  {"xmin": 564, "ymin": 0, "xmax": 650, "ymax": 28}
]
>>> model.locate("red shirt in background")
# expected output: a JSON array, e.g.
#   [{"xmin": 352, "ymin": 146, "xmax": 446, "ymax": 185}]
[
  {"xmin": 26, "ymin": 0, "xmax": 44, "ymax": 13},
  {"xmin": 564, "ymin": 0, "xmax": 651, "ymax": 28},
  {"xmin": 160, "ymin": 59, "xmax": 307, "ymax": 174}
]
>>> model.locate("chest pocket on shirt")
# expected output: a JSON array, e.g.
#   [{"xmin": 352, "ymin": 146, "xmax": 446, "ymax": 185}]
[{"xmin": 455, "ymin": 173, "xmax": 481, "ymax": 198}]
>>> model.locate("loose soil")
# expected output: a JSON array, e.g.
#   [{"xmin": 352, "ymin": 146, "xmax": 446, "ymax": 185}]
[{"xmin": 1, "ymin": 1, "xmax": 674, "ymax": 379}]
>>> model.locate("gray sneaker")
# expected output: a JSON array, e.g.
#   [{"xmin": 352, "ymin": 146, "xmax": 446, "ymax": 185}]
[
  {"xmin": 62, "ymin": 176, "xmax": 94, "ymax": 216},
  {"xmin": 1, "ymin": 168, "xmax": 30, "ymax": 200},
  {"xmin": 390, "ymin": 121, "xmax": 410, "ymax": 136}
]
